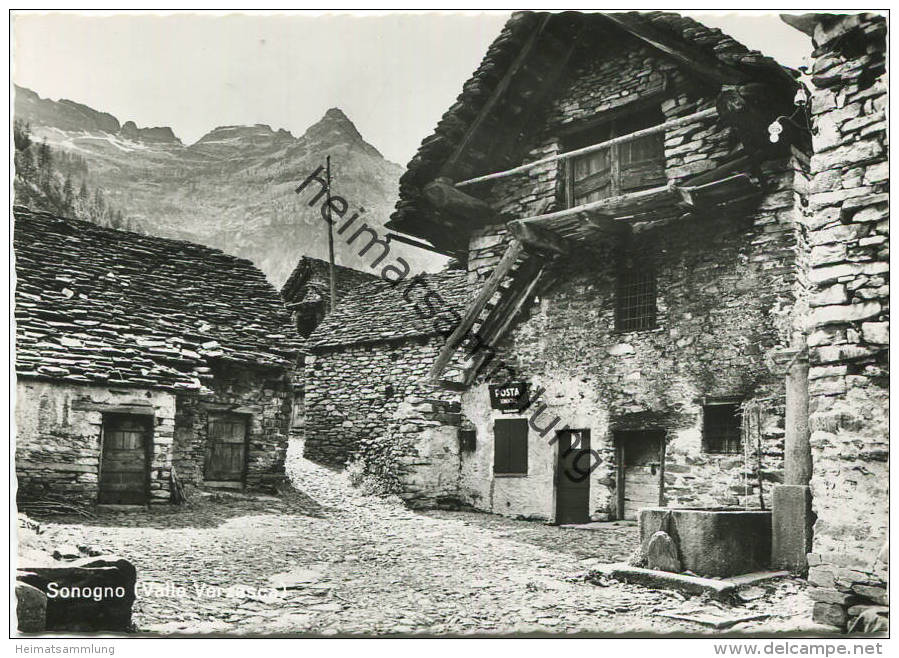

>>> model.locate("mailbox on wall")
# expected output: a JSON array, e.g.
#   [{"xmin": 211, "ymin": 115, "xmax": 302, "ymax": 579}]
[{"xmin": 488, "ymin": 382, "xmax": 529, "ymax": 412}]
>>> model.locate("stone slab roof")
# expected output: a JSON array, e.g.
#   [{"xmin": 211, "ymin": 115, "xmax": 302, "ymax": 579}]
[
  {"xmin": 14, "ymin": 207, "xmax": 303, "ymax": 391},
  {"xmin": 308, "ymin": 270, "xmax": 471, "ymax": 350},
  {"xmin": 281, "ymin": 256, "xmax": 380, "ymax": 313},
  {"xmin": 387, "ymin": 10, "xmax": 796, "ymax": 249}
]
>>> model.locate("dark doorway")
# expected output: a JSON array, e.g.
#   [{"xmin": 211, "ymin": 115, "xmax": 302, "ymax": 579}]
[
  {"xmin": 205, "ymin": 414, "xmax": 249, "ymax": 482},
  {"xmin": 99, "ymin": 414, "xmax": 152, "ymax": 505},
  {"xmin": 616, "ymin": 430, "xmax": 666, "ymax": 520},
  {"xmin": 555, "ymin": 429, "xmax": 591, "ymax": 525}
]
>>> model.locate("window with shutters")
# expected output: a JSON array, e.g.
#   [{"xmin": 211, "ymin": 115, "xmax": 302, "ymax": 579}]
[
  {"xmin": 703, "ymin": 401, "xmax": 743, "ymax": 454},
  {"xmin": 564, "ymin": 106, "xmax": 666, "ymax": 208},
  {"xmin": 493, "ymin": 418, "xmax": 529, "ymax": 475}
]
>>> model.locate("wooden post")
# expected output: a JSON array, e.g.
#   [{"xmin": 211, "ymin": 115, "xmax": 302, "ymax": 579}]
[{"xmin": 326, "ymin": 155, "xmax": 337, "ymax": 312}]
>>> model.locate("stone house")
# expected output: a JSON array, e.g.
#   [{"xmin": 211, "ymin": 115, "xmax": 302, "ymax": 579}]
[
  {"xmin": 373, "ymin": 10, "xmax": 887, "ymax": 632},
  {"xmin": 302, "ymin": 269, "xmax": 470, "ymax": 507},
  {"xmin": 14, "ymin": 207, "xmax": 303, "ymax": 505},
  {"xmin": 280, "ymin": 256, "xmax": 380, "ymax": 437},
  {"xmin": 385, "ymin": 11, "xmax": 808, "ymax": 523}
]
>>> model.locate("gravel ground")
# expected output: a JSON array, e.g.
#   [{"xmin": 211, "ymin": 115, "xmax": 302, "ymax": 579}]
[{"xmin": 20, "ymin": 440, "xmax": 818, "ymax": 637}]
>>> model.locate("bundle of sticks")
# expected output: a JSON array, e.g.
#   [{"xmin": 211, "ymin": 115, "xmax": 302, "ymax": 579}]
[{"xmin": 18, "ymin": 495, "xmax": 94, "ymax": 518}]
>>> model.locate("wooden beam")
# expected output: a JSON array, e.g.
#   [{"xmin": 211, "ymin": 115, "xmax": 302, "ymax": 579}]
[
  {"xmin": 520, "ymin": 182, "xmax": 679, "ymax": 226},
  {"xmin": 439, "ymin": 14, "xmax": 553, "ymax": 180},
  {"xmin": 508, "ymin": 219, "xmax": 569, "ymax": 256},
  {"xmin": 422, "ymin": 179, "xmax": 498, "ymax": 223},
  {"xmin": 463, "ymin": 264, "xmax": 547, "ymax": 386},
  {"xmin": 601, "ymin": 14, "xmax": 746, "ymax": 87},
  {"xmin": 429, "ymin": 239, "xmax": 525, "ymax": 382},
  {"xmin": 386, "ymin": 232, "xmax": 459, "ymax": 258},
  {"xmin": 456, "ymin": 108, "xmax": 718, "ymax": 188}
]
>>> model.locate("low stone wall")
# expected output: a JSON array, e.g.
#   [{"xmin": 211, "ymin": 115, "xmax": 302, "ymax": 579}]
[
  {"xmin": 15, "ymin": 380, "xmax": 176, "ymax": 504},
  {"xmin": 799, "ymin": 12, "xmax": 889, "ymax": 631}
]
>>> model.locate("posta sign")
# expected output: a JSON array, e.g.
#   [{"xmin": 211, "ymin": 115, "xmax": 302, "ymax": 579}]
[{"xmin": 488, "ymin": 382, "xmax": 529, "ymax": 412}]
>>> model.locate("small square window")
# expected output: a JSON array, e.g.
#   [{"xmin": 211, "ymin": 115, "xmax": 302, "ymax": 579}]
[
  {"xmin": 703, "ymin": 402, "xmax": 742, "ymax": 454},
  {"xmin": 615, "ymin": 266, "xmax": 657, "ymax": 332}
]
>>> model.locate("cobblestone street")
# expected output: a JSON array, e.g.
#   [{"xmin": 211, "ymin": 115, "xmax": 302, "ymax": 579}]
[{"xmin": 24, "ymin": 441, "xmax": 815, "ymax": 636}]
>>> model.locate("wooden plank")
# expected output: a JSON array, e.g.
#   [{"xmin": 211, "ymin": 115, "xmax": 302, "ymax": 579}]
[
  {"xmin": 456, "ymin": 108, "xmax": 718, "ymax": 187},
  {"xmin": 440, "ymin": 14, "xmax": 552, "ymax": 180},
  {"xmin": 521, "ymin": 182, "xmax": 678, "ymax": 226},
  {"xmin": 462, "ymin": 263, "xmax": 546, "ymax": 385},
  {"xmin": 429, "ymin": 239, "xmax": 524, "ymax": 382}
]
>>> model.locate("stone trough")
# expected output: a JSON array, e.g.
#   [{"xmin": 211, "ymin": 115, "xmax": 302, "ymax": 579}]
[{"xmin": 640, "ymin": 507, "xmax": 772, "ymax": 578}]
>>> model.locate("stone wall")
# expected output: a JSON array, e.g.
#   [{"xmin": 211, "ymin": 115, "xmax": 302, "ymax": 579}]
[
  {"xmin": 172, "ymin": 361, "xmax": 293, "ymax": 491},
  {"xmin": 15, "ymin": 380, "xmax": 176, "ymax": 504},
  {"xmin": 461, "ymin": 167, "xmax": 801, "ymax": 518},
  {"xmin": 798, "ymin": 13, "xmax": 889, "ymax": 631},
  {"xmin": 455, "ymin": 42, "xmax": 804, "ymax": 521},
  {"xmin": 305, "ymin": 337, "xmax": 465, "ymax": 506}
]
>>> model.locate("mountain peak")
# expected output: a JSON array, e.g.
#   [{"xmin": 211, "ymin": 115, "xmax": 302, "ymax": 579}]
[{"xmin": 301, "ymin": 107, "xmax": 369, "ymax": 148}]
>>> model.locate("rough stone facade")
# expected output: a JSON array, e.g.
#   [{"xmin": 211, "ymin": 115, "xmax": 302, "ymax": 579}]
[
  {"xmin": 483, "ymin": 43, "xmax": 740, "ymax": 222},
  {"xmin": 15, "ymin": 381, "xmax": 177, "ymax": 504},
  {"xmin": 172, "ymin": 362, "xmax": 293, "ymax": 491},
  {"xmin": 301, "ymin": 270, "xmax": 471, "ymax": 506},
  {"xmin": 796, "ymin": 13, "xmax": 889, "ymax": 631},
  {"xmin": 306, "ymin": 338, "xmax": 465, "ymax": 507},
  {"xmin": 452, "ymin": 40, "xmax": 805, "ymax": 521}
]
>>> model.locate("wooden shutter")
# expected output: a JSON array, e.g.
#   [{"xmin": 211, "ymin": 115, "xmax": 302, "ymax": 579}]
[
  {"xmin": 494, "ymin": 418, "xmax": 528, "ymax": 474},
  {"xmin": 617, "ymin": 109, "xmax": 665, "ymax": 192},
  {"xmin": 572, "ymin": 149, "xmax": 613, "ymax": 204},
  {"xmin": 493, "ymin": 420, "xmax": 510, "ymax": 473}
]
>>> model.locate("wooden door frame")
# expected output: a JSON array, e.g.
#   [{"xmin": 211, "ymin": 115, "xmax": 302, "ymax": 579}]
[
  {"xmin": 554, "ymin": 428, "xmax": 591, "ymax": 525},
  {"xmin": 204, "ymin": 411, "xmax": 250, "ymax": 486},
  {"xmin": 614, "ymin": 429, "xmax": 667, "ymax": 521},
  {"xmin": 98, "ymin": 412, "xmax": 153, "ymax": 505}
]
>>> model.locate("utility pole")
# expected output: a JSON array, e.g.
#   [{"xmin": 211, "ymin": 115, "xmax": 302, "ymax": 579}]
[{"xmin": 326, "ymin": 155, "xmax": 337, "ymax": 312}]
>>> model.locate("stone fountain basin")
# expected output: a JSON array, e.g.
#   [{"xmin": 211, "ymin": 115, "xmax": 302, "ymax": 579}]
[{"xmin": 639, "ymin": 507, "xmax": 772, "ymax": 578}]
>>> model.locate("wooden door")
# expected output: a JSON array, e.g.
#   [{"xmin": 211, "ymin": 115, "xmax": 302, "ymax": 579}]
[
  {"xmin": 99, "ymin": 415, "xmax": 152, "ymax": 505},
  {"xmin": 617, "ymin": 430, "xmax": 665, "ymax": 521},
  {"xmin": 205, "ymin": 414, "xmax": 248, "ymax": 482},
  {"xmin": 556, "ymin": 429, "xmax": 591, "ymax": 525}
]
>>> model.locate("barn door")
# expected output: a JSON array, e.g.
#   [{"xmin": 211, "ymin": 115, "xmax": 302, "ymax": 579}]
[
  {"xmin": 205, "ymin": 414, "xmax": 248, "ymax": 482},
  {"xmin": 616, "ymin": 430, "xmax": 666, "ymax": 521},
  {"xmin": 99, "ymin": 414, "xmax": 152, "ymax": 505},
  {"xmin": 555, "ymin": 429, "xmax": 591, "ymax": 524}
]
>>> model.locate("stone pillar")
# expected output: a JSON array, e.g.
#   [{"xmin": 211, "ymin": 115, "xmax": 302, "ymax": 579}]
[
  {"xmin": 781, "ymin": 11, "xmax": 889, "ymax": 631},
  {"xmin": 772, "ymin": 348, "xmax": 814, "ymax": 573},
  {"xmin": 784, "ymin": 350, "xmax": 811, "ymax": 485}
]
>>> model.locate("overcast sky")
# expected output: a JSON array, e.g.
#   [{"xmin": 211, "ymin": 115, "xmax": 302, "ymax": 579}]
[{"xmin": 13, "ymin": 10, "xmax": 813, "ymax": 165}]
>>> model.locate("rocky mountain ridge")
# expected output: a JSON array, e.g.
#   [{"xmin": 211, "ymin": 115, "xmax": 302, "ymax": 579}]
[{"xmin": 14, "ymin": 85, "xmax": 444, "ymax": 285}]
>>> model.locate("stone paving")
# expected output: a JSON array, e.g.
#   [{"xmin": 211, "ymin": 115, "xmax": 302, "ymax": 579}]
[{"xmin": 21, "ymin": 440, "xmax": 817, "ymax": 636}]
